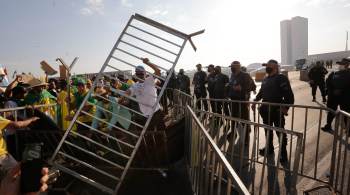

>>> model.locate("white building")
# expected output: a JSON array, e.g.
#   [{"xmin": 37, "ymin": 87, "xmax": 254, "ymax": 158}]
[{"xmin": 280, "ymin": 16, "xmax": 308, "ymax": 65}]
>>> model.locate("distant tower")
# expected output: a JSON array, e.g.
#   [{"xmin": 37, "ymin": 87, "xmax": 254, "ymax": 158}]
[{"xmin": 280, "ymin": 16, "xmax": 308, "ymax": 65}]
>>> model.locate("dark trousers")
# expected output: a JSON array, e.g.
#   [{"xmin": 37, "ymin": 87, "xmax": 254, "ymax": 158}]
[
  {"xmin": 259, "ymin": 106, "xmax": 287, "ymax": 153},
  {"xmin": 311, "ymin": 81, "xmax": 326, "ymax": 98},
  {"xmin": 326, "ymin": 98, "xmax": 350, "ymax": 127},
  {"xmin": 195, "ymin": 92, "xmax": 208, "ymax": 111},
  {"xmin": 230, "ymin": 101, "xmax": 251, "ymax": 137}
]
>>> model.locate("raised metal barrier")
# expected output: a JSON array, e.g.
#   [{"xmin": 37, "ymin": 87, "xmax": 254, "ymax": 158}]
[
  {"xmin": 50, "ymin": 13, "xmax": 204, "ymax": 195},
  {"xmin": 185, "ymin": 106, "xmax": 250, "ymax": 195},
  {"xmin": 162, "ymin": 88, "xmax": 193, "ymax": 121}
]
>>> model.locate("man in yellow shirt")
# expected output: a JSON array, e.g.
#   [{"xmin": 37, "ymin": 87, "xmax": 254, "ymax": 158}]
[{"xmin": 0, "ymin": 116, "xmax": 39, "ymax": 176}]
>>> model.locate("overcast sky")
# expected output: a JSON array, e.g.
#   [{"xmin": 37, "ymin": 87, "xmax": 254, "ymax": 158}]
[{"xmin": 1, "ymin": 0, "xmax": 349, "ymax": 77}]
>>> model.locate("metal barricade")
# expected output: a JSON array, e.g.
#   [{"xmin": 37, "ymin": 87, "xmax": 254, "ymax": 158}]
[
  {"xmin": 185, "ymin": 105, "xmax": 250, "ymax": 195},
  {"xmin": 50, "ymin": 13, "xmax": 204, "ymax": 195},
  {"xmin": 330, "ymin": 110, "xmax": 350, "ymax": 194},
  {"xmin": 196, "ymin": 98, "xmax": 337, "ymax": 193},
  {"xmin": 163, "ymin": 88, "xmax": 193, "ymax": 121},
  {"xmin": 0, "ymin": 103, "xmax": 58, "ymax": 123}
]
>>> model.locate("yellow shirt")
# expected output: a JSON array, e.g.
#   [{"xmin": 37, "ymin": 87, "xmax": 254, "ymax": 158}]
[{"xmin": 0, "ymin": 116, "xmax": 11, "ymax": 156}]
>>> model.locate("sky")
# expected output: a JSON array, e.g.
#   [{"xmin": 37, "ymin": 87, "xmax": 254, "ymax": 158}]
[{"xmin": 0, "ymin": 0, "xmax": 350, "ymax": 78}]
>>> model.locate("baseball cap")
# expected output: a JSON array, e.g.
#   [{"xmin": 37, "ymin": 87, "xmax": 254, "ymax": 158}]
[
  {"xmin": 207, "ymin": 64, "xmax": 214, "ymax": 68},
  {"xmin": 135, "ymin": 65, "xmax": 146, "ymax": 73},
  {"xmin": 262, "ymin": 59, "xmax": 279, "ymax": 66},
  {"xmin": 336, "ymin": 58, "xmax": 350, "ymax": 65},
  {"xmin": 196, "ymin": 63, "xmax": 202, "ymax": 67}
]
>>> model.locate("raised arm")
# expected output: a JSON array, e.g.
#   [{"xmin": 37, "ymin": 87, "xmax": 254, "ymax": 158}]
[{"xmin": 141, "ymin": 58, "xmax": 161, "ymax": 77}]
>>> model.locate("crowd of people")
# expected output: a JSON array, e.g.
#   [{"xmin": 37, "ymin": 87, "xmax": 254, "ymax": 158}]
[{"xmin": 0, "ymin": 56, "xmax": 349, "ymax": 193}]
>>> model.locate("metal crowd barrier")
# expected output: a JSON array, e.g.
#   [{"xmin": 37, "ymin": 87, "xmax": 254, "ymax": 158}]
[
  {"xmin": 185, "ymin": 105, "xmax": 250, "ymax": 195},
  {"xmin": 50, "ymin": 13, "xmax": 204, "ymax": 195},
  {"xmin": 0, "ymin": 103, "xmax": 58, "ymax": 123},
  {"xmin": 196, "ymin": 98, "xmax": 334, "ymax": 185},
  {"xmin": 162, "ymin": 88, "xmax": 193, "ymax": 121},
  {"xmin": 329, "ymin": 109, "xmax": 350, "ymax": 194}
]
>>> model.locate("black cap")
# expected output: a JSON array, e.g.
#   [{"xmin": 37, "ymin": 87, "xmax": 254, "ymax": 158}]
[
  {"xmin": 262, "ymin": 59, "xmax": 278, "ymax": 66},
  {"xmin": 207, "ymin": 64, "xmax": 214, "ymax": 68},
  {"xmin": 336, "ymin": 58, "xmax": 350, "ymax": 65},
  {"xmin": 230, "ymin": 61, "xmax": 241, "ymax": 67}
]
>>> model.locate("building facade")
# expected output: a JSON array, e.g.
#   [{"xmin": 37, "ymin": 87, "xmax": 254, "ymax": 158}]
[{"xmin": 280, "ymin": 16, "xmax": 308, "ymax": 65}]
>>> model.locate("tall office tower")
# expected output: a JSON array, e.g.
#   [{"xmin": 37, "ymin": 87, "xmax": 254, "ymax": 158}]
[{"xmin": 280, "ymin": 16, "xmax": 308, "ymax": 65}]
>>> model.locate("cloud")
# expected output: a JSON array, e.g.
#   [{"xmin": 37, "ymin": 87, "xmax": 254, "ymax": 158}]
[
  {"xmin": 121, "ymin": 0, "xmax": 133, "ymax": 7},
  {"xmin": 344, "ymin": 2, "xmax": 350, "ymax": 6},
  {"xmin": 80, "ymin": 0, "xmax": 104, "ymax": 16}
]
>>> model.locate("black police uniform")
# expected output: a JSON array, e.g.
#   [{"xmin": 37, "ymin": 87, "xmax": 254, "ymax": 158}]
[
  {"xmin": 308, "ymin": 65, "xmax": 328, "ymax": 101},
  {"xmin": 207, "ymin": 72, "xmax": 216, "ymax": 111},
  {"xmin": 228, "ymin": 71, "xmax": 256, "ymax": 120},
  {"xmin": 255, "ymin": 73, "xmax": 294, "ymax": 160},
  {"xmin": 322, "ymin": 68, "xmax": 350, "ymax": 131},
  {"xmin": 177, "ymin": 73, "xmax": 191, "ymax": 95},
  {"xmin": 193, "ymin": 70, "xmax": 208, "ymax": 111},
  {"xmin": 213, "ymin": 72, "xmax": 229, "ymax": 115}
]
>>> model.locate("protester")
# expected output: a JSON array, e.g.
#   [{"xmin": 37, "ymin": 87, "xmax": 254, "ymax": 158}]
[
  {"xmin": 47, "ymin": 79, "xmax": 58, "ymax": 98},
  {"xmin": 254, "ymin": 59, "xmax": 294, "ymax": 163},
  {"xmin": 322, "ymin": 58, "xmax": 350, "ymax": 132},
  {"xmin": 91, "ymin": 87, "xmax": 131, "ymax": 132},
  {"xmin": 308, "ymin": 61, "xmax": 328, "ymax": 102},
  {"xmin": 121, "ymin": 57, "xmax": 165, "ymax": 132},
  {"xmin": 0, "ymin": 116, "xmax": 39, "ymax": 175},
  {"xmin": 192, "ymin": 63, "xmax": 208, "ymax": 111}
]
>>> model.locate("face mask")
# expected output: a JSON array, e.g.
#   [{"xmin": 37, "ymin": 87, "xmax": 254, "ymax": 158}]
[
  {"xmin": 338, "ymin": 65, "xmax": 346, "ymax": 71},
  {"xmin": 266, "ymin": 67, "xmax": 273, "ymax": 74}
]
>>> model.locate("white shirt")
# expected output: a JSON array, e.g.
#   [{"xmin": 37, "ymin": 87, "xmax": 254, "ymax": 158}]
[{"xmin": 129, "ymin": 75, "xmax": 160, "ymax": 116}]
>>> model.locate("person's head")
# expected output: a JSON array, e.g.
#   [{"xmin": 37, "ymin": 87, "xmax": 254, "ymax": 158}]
[
  {"xmin": 76, "ymin": 80, "xmax": 86, "ymax": 94},
  {"xmin": 12, "ymin": 86, "xmax": 26, "ymax": 99},
  {"xmin": 94, "ymin": 87, "xmax": 109, "ymax": 103},
  {"xmin": 196, "ymin": 64, "xmax": 202, "ymax": 71},
  {"xmin": 230, "ymin": 61, "xmax": 241, "ymax": 74},
  {"xmin": 117, "ymin": 73, "xmax": 125, "ymax": 82},
  {"xmin": 179, "ymin": 69, "xmax": 185, "ymax": 75},
  {"xmin": 59, "ymin": 79, "xmax": 67, "ymax": 91},
  {"xmin": 336, "ymin": 58, "xmax": 350, "ymax": 71},
  {"xmin": 214, "ymin": 66, "xmax": 221, "ymax": 74},
  {"xmin": 48, "ymin": 79, "xmax": 56, "ymax": 90},
  {"xmin": 207, "ymin": 64, "xmax": 215, "ymax": 74},
  {"xmin": 263, "ymin": 59, "xmax": 279, "ymax": 76},
  {"xmin": 135, "ymin": 65, "xmax": 146, "ymax": 81},
  {"xmin": 86, "ymin": 79, "xmax": 92, "ymax": 89},
  {"xmin": 28, "ymin": 78, "xmax": 47, "ymax": 94}
]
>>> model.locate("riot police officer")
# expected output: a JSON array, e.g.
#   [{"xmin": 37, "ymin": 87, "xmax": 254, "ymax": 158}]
[
  {"xmin": 308, "ymin": 61, "xmax": 328, "ymax": 102},
  {"xmin": 322, "ymin": 58, "xmax": 350, "ymax": 132},
  {"xmin": 254, "ymin": 59, "xmax": 294, "ymax": 163},
  {"xmin": 192, "ymin": 64, "xmax": 208, "ymax": 111}
]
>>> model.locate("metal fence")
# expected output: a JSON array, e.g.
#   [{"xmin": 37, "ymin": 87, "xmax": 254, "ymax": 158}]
[
  {"xmin": 329, "ymin": 109, "xmax": 350, "ymax": 194},
  {"xmin": 185, "ymin": 105, "xmax": 250, "ymax": 195}
]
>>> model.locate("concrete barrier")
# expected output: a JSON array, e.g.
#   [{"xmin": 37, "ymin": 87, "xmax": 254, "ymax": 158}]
[{"xmin": 300, "ymin": 70, "xmax": 309, "ymax": 81}]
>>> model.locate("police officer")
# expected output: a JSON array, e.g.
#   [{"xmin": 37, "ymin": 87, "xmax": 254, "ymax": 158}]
[
  {"xmin": 254, "ymin": 59, "xmax": 294, "ymax": 163},
  {"xmin": 192, "ymin": 64, "xmax": 208, "ymax": 111},
  {"xmin": 213, "ymin": 66, "xmax": 229, "ymax": 115},
  {"xmin": 308, "ymin": 61, "xmax": 328, "ymax": 102},
  {"xmin": 207, "ymin": 64, "xmax": 216, "ymax": 112},
  {"xmin": 177, "ymin": 69, "xmax": 191, "ymax": 95},
  {"xmin": 228, "ymin": 61, "xmax": 256, "ymax": 120},
  {"xmin": 322, "ymin": 58, "xmax": 350, "ymax": 132}
]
